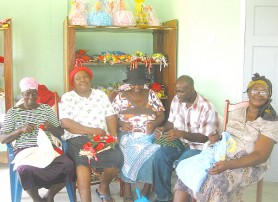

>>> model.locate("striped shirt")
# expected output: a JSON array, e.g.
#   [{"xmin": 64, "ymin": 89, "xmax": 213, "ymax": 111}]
[
  {"xmin": 0, "ymin": 104, "xmax": 59, "ymax": 150},
  {"xmin": 168, "ymin": 93, "xmax": 219, "ymax": 150}
]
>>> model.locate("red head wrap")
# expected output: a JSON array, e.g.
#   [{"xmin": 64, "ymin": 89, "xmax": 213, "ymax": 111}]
[{"xmin": 69, "ymin": 66, "xmax": 93, "ymax": 87}]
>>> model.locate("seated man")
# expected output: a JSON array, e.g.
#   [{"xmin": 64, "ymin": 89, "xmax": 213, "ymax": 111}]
[{"xmin": 153, "ymin": 75, "xmax": 219, "ymax": 202}]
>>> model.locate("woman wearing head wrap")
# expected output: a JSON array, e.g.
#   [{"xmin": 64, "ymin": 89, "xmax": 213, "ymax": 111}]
[
  {"xmin": 173, "ymin": 73, "xmax": 278, "ymax": 202},
  {"xmin": 59, "ymin": 66, "xmax": 123, "ymax": 202},
  {"xmin": 0, "ymin": 77, "xmax": 75, "ymax": 202},
  {"xmin": 112, "ymin": 68, "xmax": 165, "ymax": 201}
]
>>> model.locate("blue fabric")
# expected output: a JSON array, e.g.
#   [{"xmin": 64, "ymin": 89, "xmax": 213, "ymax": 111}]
[
  {"xmin": 176, "ymin": 132, "xmax": 235, "ymax": 193},
  {"xmin": 120, "ymin": 132, "xmax": 160, "ymax": 182},
  {"xmin": 87, "ymin": 11, "xmax": 112, "ymax": 26},
  {"xmin": 173, "ymin": 147, "xmax": 201, "ymax": 168},
  {"xmin": 154, "ymin": 145, "xmax": 199, "ymax": 201}
]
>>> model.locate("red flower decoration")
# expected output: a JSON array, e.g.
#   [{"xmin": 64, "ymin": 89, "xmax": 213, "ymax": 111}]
[
  {"xmin": 95, "ymin": 143, "xmax": 105, "ymax": 151},
  {"xmin": 93, "ymin": 134, "xmax": 101, "ymax": 142},
  {"xmin": 79, "ymin": 134, "xmax": 118, "ymax": 163},
  {"xmin": 151, "ymin": 82, "xmax": 162, "ymax": 92},
  {"xmin": 105, "ymin": 135, "xmax": 117, "ymax": 143}
]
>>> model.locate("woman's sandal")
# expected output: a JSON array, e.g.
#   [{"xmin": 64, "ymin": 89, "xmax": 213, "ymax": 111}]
[
  {"xmin": 96, "ymin": 189, "xmax": 115, "ymax": 202},
  {"xmin": 123, "ymin": 196, "xmax": 134, "ymax": 202}
]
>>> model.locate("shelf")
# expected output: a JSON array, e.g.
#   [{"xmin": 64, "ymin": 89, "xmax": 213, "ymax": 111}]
[
  {"xmin": 82, "ymin": 62, "xmax": 165, "ymax": 67},
  {"xmin": 64, "ymin": 17, "xmax": 177, "ymax": 111},
  {"xmin": 68, "ymin": 24, "xmax": 176, "ymax": 33}
]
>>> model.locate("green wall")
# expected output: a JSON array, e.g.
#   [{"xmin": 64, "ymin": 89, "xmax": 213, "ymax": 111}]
[{"xmin": 0, "ymin": 0, "xmax": 243, "ymax": 151}]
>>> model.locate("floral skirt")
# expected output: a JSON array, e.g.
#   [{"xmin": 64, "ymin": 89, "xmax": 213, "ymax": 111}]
[
  {"xmin": 67, "ymin": 136, "xmax": 123, "ymax": 169},
  {"xmin": 174, "ymin": 151, "xmax": 267, "ymax": 202}
]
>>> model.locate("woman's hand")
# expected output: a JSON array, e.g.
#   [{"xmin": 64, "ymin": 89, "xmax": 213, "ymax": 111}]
[
  {"xmin": 209, "ymin": 160, "xmax": 230, "ymax": 175},
  {"xmin": 42, "ymin": 121, "xmax": 52, "ymax": 131},
  {"xmin": 154, "ymin": 127, "xmax": 164, "ymax": 139},
  {"xmin": 20, "ymin": 124, "xmax": 37, "ymax": 134},
  {"xmin": 146, "ymin": 121, "xmax": 155, "ymax": 135},
  {"xmin": 93, "ymin": 128, "xmax": 107, "ymax": 136},
  {"xmin": 121, "ymin": 122, "xmax": 133, "ymax": 132}
]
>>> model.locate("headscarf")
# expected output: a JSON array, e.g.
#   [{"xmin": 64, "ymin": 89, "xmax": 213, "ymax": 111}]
[
  {"xmin": 69, "ymin": 66, "xmax": 93, "ymax": 87},
  {"xmin": 246, "ymin": 73, "xmax": 276, "ymax": 120},
  {"xmin": 19, "ymin": 77, "xmax": 38, "ymax": 92}
]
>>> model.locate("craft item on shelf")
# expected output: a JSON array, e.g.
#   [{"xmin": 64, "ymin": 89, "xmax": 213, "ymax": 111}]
[
  {"xmin": 69, "ymin": 0, "xmax": 88, "ymax": 26},
  {"xmin": 91, "ymin": 51, "xmax": 131, "ymax": 64},
  {"xmin": 0, "ymin": 18, "xmax": 11, "ymax": 28},
  {"xmin": 130, "ymin": 51, "xmax": 151, "ymax": 73},
  {"xmin": 152, "ymin": 53, "xmax": 168, "ymax": 71},
  {"xmin": 87, "ymin": 0, "xmax": 112, "ymax": 26},
  {"xmin": 134, "ymin": 0, "xmax": 147, "ymax": 26},
  {"xmin": 75, "ymin": 49, "xmax": 92, "ymax": 67},
  {"xmin": 97, "ymin": 83, "xmax": 122, "ymax": 100},
  {"xmin": 112, "ymin": 0, "xmax": 135, "ymax": 26},
  {"xmin": 144, "ymin": 5, "xmax": 160, "ymax": 26}
]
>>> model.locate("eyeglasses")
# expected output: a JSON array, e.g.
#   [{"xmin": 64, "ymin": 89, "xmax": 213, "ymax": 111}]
[{"xmin": 250, "ymin": 89, "xmax": 269, "ymax": 96}]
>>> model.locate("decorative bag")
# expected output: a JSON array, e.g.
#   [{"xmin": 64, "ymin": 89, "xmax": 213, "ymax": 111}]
[
  {"xmin": 87, "ymin": 0, "xmax": 112, "ymax": 26},
  {"xmin": 112, "ymin": 0, "xmax": 135, "ymax": 26},
  {"xmin": 69, "ymin": 0, "xmax": 88, "ymax": 26}
]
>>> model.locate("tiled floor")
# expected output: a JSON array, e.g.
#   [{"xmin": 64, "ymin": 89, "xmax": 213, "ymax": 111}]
[{"xmin": 1, "ymin": 163, "xmax": 278, "ymax": 202}]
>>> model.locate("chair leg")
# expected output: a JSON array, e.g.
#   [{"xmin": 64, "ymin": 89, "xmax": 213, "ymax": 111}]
[
  {"xmin": 256, "ymin": 179, "xmax": 263, "ymax": 202},
  {"xmin": 66, "ymin": 182, "xmax": 76, "ymax": 202},
  {"xmin": 10, "ymin": 169, "xmax": 22, "ymax": 202},
  {"xmin": 119, "ymin": 177, "xmax": 124, "ymax": 197}
]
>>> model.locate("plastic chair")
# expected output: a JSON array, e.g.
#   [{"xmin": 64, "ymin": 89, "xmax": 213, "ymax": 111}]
[
  {"xmin": 6, "ymin": 92, "xmax": 76, "ymax": 202},
  {"xmin": 223, "ymin": 100, "xmax": 263, "ymax": 202}
]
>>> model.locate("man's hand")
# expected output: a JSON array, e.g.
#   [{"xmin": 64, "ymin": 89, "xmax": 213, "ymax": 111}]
[
  {"xmin": 163, "ymin": 129, "xmax": 183, "ymax": 141},
  {"xmin": 208, "ymin": 130, "xmax": 220, "ymax": 143}
]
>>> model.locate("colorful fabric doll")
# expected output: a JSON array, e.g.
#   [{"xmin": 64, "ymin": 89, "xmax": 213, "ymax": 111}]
[
  {"xmin": 87, "ymin": 0, "xmax": 112, "ymax": 26},
  {"xmin": 69, "ymin": 0, "xmax": 88, "ymax": 26},
  {"xmin": 112, "ymin": 0, "xmax": 135, "ymax": 26},
  {"xmin": 144, "ymin": 5, "xmax": 160, "ymax": 26}
]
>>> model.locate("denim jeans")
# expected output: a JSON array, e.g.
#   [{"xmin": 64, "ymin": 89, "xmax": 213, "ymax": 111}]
[
  {"xmin": 173, "ymin": 147, "xmax": 201, "ymax": 168},
  {"xmin": 153, "ymin": 146, "xmax": 201, "ymax": 202}
]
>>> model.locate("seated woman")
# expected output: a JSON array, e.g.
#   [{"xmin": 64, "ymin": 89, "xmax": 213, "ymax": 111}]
[
  {"xmin": 112, "ymin": 67, "xmax": 165, "ymax": 202},
  {"xmin": 173, "ymin": 73, "xmax": 278, "ymax": 202},
  {"xmin": 0, "ymin": 77, "xmax": 75, "ymax": 202},
  {"xmin": 59, "ymin": 66, "xmax": 123, "ymax": 202}
]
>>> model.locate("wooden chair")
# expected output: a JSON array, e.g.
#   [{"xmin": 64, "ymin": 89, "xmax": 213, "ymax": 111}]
[{"xmin": 223, "ymin": 100, "xmax": 263, "ymax": 202}]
